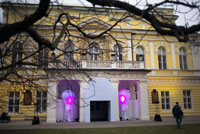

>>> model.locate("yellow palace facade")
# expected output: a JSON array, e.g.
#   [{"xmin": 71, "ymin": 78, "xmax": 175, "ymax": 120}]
[{"xmin": 0, "ymin": 3, "xmax": 200, "ymax": 122}]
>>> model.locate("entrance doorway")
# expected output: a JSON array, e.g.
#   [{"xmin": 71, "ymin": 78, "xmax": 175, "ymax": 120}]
[
  {"xmin": 90, "ymin": 101, "xmax": 110, "ymax": 121},
  {"xmin": 119, "ymin": 80, "xmax": 140, "ymax": 120},
  {"xmin": 56, "ymin": 80, "xmax": 80, "ymax": 122}
]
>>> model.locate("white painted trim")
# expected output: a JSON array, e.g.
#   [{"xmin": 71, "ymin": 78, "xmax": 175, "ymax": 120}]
[
  {"xmin": 139, "ymin": 81, "xmax": 150, "ymax": 120},
  {"xmin": 150, "ymin": 42, "xmax": 155, "ymax": 68},
  {"xmin": 47, "ymin": 82, "xmax": 57, "ymax": 123},
  {"xmin": 171, "ymin": 43, "xmax": 176, "ymax": 69},
  {"xmin": 84, "ymin": 77, "xmax": 117, "ymax": 122},
  {"xmin": 127, "ymin": 40, "xmax": 132, "ymax": 61},
  {"xmin": 112, "ymin": 81, "xmax": 120, "ymax": 121},
  {"xmin": 79, "ymin": 81, "xmax": 87, "ymax": 122}
]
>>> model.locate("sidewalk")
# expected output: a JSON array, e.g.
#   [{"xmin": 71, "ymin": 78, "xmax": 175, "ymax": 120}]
[{"xmin": 0, "ymin": 116, "xmax": 200, "ymax": 129}]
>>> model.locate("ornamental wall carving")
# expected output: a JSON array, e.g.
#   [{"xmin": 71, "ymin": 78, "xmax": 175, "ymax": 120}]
[{"xmin": 47, "ymin": 69, "xmax": 149, "ymax": 83}]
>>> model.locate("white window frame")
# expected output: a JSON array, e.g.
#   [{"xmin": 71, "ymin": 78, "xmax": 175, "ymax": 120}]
[
  {"xmin": 136, "ymin": 46, "xmax": 145, "ymax": 61},
  {"xmin": 12, "ymin": 42, "xmax": 23, "ymax": 68},
  {"xmin": 64, "ymin": 40, "xmax": 74, "ymax": 61},
  {"xmin": 64, "ymin": 41, "xmax": 75, "ymax": 67},
  {"xmin": 113, "ymin": 44, "xmax": 123, "ymax": 61},
  {"xmin": 8, "ymin": 91, "xmax": 20, "ymax": 114},
  {"xmin": 183, "ymin": 90, "xmax": 193, "ymax": 110},
  {"xmin": 36, "ymin": 91, "xmax": 47, "ymax": 113},
  {"xmin": 161, "ymin": 91, "xmax": 171, "ymax": 110},
  {"xmin": 89, "ymin": 44, "xmax": 99, "ymax": 61},
  {"xmin": 38, "ymin": 48, "xmax": 49, "ymax": 68},
  {"xmin": 179, "ymin": 48, "xmax": 187, "ymax": 70},
  {"xmin": 158, "ymin": 47, "xmax": 167, "ymax": 69}
]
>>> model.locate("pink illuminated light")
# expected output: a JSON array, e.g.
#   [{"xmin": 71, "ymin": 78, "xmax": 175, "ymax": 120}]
[
  {"xmin": 65, "ymin": 96, "xmax": 74, "ymax": 105},
  {"xmin": 119, "ymin": 95, "xmax": 126, "ymax": 104}
]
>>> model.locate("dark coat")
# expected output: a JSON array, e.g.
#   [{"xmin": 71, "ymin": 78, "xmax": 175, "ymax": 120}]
[{"xmin": 172, "ymin": 105, "xmax": 183, "ymax": 118}]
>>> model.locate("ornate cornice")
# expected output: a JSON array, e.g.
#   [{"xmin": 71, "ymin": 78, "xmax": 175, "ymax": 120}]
[
  {"xmin": 148, "ymin": 76, "xmax": 200, "ymax": 85},
  {"xmin": 47, "ymin": 69, "xmax": 149, "ymax": 82}
]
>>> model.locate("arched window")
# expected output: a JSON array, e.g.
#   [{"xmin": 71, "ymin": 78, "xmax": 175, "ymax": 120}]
[
  {"xmin": 89, "ymin": 43, "xmax": 99, "ymax": 61},
  {"xmin": 64, "ymin": 39, "xmax": 74, "ymax": 60},
  {"xmin": 113, "ymin": 44, "xmax": 123, "ymax": 61},
  {"xmin": 38, "ymin": 47, "xmax": 49, "ymax": 68},
  {"xmin": 136, "ymin": 46, "xmax": 144, "ymax": 61},
  {"xmin": 179, "ymin": 47, "xmax": 187, "ymax": 70},
  {"xmin": 158, "ymin": 47, "xmax": 167, "ymax": 69},
  {"xmin": 12, "ymin": 41, "xmax": 23, "ymax": 67}
]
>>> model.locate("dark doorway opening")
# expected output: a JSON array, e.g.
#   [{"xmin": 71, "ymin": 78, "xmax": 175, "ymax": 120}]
[{"xmin": 90, "ymin": 101, "xmax": 110, "ymax": 121}]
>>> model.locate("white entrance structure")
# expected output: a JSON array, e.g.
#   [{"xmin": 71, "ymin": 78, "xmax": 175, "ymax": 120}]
[
  {"xmin": 46, "ymin": 70, "xmax": 150, "ymax": 123},
  {"xmin": 84, "ymin": 77, "xmax": 117, "ymax": 122}
]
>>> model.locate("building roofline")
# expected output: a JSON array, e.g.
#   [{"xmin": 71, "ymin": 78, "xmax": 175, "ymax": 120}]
[{"xmin": 2, "ymin": 2, "xmax": 178, "ymax": 18}]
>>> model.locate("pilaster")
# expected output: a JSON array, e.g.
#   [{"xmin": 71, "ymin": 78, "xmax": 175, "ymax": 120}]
[
  {"xmin": 139, "ymin": 80, "xmax": 150, "ymax": 120},
  {"xmin": 112, "ymin": 80, "xmax": 120, "ymax": 121},
  {"xmin": 47, "ymin": 82, "xmax": 57, "ymax": 123},
  {"xmin": 171, "ymin": 43, "xmax": 177, "ymax": 69},
  {"xmin": 150, "ymin": 42, "xmax": 155, "ymax": 69},
  {"xmin": 79, "ymin": 81, "xmax": 87, "ymax": 122}
]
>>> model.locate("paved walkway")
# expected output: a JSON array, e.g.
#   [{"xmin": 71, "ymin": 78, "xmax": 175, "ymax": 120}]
[{"xmin": 0, "ymin": 116, "xmax": 200, "ymax": 129}]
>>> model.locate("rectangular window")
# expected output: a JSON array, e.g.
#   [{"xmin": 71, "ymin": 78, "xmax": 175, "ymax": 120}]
[
  {"xmin": 183, "ymin": 90, "xmax": 192, "ymax": 109},
  {"xmin": 36, "ymin": 91, "xmax": 47, "ymax": 113},
  {"xmin": 163, "ymin": 55, "xmax": 167, "ymax": 69},
  {"xmin": 179, "ymin": 55, "xmax": 183, "ymax": 69},
  {"xmin": 38, "ymin": 48, "xmax": 48, "ymax": 68},
  {"xmin": 8, "ymin": 91, "xmax": 20, "ymax": 113},
  {"xmin": 179, "ymin": 55, "xmax": 187, "ymax": 70},
  {"xmin": 158, "ymin": 55, "xmax": 162, "ymax": 69},
  {"xmin": 158, "ymin": 55, "xmax": 167, "ymax": 69},
  {"xmin": 183, "ymin": 56, "xmax": 187, "ymax": 69},
  {"xmin": 12, "ymin": 44, "xmax": 23, "ymax": 68},
  {"xmin": 161, "ymin": 91, "xmax": 171, "ymax": 110}
]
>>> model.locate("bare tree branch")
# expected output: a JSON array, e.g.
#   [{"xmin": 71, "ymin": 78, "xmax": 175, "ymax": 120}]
[
  {"xmin": 0, "ymin": 0, "xmax": 50, "ymax": 44},
  {"xmin": 86, "ymin": 0, "xmax": 200, "ymax": 42}
]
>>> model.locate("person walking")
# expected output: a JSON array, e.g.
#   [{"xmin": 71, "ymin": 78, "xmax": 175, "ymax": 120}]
[{"xmin": 172, "ymin": 102, "xmax": 184, "ymax": 128}]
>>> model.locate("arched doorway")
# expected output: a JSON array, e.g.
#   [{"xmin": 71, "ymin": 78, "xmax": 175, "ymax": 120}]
[
  {"xmin": 56, "ymin": 80, "xmax": 80, "ymax": 122},
  {"xmin": 84, "ymin": 77, "xmax": 117, "ymax": 122},
  {"xmin": 118, "ymin": 80, "xmax": 140, "ymax": 120}
]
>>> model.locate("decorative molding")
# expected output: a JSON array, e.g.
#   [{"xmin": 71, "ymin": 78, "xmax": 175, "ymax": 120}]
[
  {"xmin": 171, "ymin": 43, "xmax": 177, "ymax": 69},
  {"xmin": 148, "ymin": 76, "xmax": 200, "ymax": 85},
  {"xmin": 47, "ymin": 70, "xmax": 149, "ymax": 83},
  {"xmin": 150, "ymin": 42, "xmax": 155, "ymax": 69},
  {"xmin": 78, "ymin": 17, "xmax": 111, "ymax": 28}
]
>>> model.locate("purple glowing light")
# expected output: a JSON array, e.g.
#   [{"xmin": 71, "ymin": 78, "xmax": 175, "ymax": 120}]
[
  {"xmin": 65, "ymin": 96, "xmax": 74, "ymax": 105},
  {"xmin": 119, "ymin": 89, "xmax": 130, "ymax": 104},
  {"xmin": 119, "ymin": 95, "xmax": 126, "ymax": 104}
]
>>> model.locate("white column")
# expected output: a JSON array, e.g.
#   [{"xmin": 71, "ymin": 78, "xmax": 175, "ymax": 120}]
[
  {"xmin": 150, "ymin": 42, "xmax": 155, "ymax": 69},
  {"xmin": 47, "ymin": 82, "xmax": 57, "ymax": 123},
  {"xmin": 139, "ymin": 80, "xmax": 150, "ymax": 120},
  {"xmin": 127, "ymin": 40, "xmax": 132, "ymax": 61},
  {"xmin": 171, "ymin": 43, "xmax": 176, "ymax": 69},
  {"xmin": 192, "ymin": 45, "xmax": 200, "ymax": 76},
  {"xmin": 112, "ymin": 80, "xmax": 120, "ymax": 121},
  {"xmin": 79, "ymin": 81, "xmax": 87, "ymax": 122}
]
